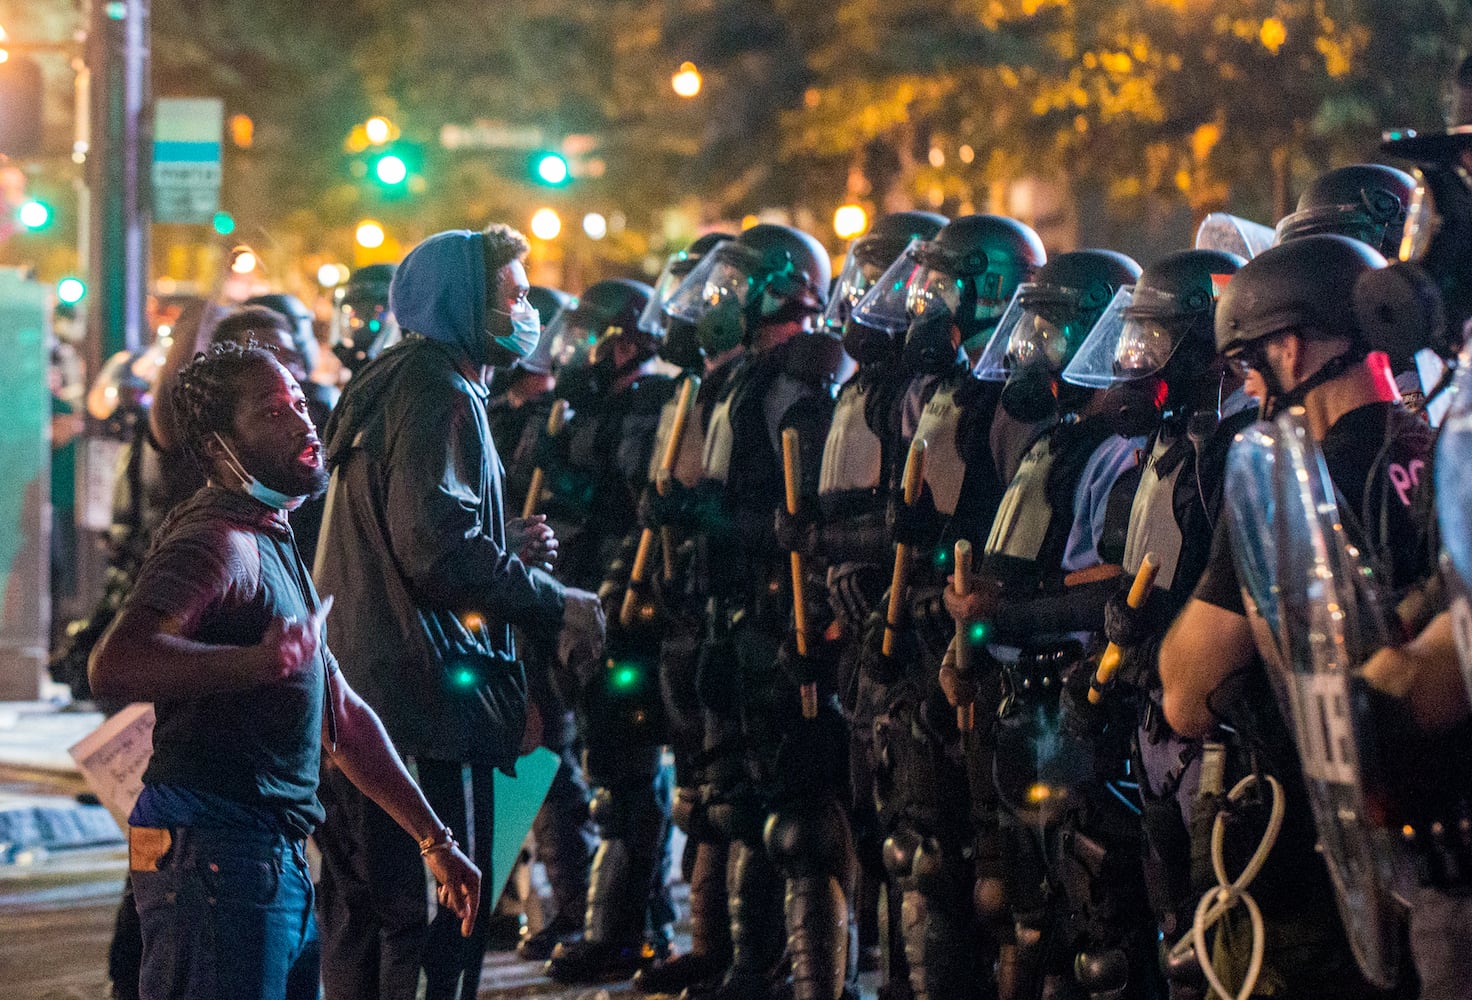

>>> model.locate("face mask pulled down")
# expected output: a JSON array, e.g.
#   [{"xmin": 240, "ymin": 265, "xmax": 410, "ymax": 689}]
[{"xmin": 214, "ymin": 433, "xmax": 310, "ymax": 511}]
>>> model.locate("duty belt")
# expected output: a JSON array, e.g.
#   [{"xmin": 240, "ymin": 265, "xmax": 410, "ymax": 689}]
[{"xmin": 999, "ymin": 640, "xmax": 1084, "ymax": 717}]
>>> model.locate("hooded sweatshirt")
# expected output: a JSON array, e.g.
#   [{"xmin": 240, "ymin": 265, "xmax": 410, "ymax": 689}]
[{"xmin": 315, "ymin": 230, "xmax": 565, "ymax": 766}]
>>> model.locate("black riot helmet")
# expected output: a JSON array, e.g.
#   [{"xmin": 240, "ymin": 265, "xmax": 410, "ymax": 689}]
[
  {"xmin": 1064, "ymin": 249, "xmax": 1245, "ymax": 435},
  {"xmin": 1216, "ymin": 234, "xmax": 1386, "ymax": 359},
  {"xmin": 975, "ymin": 249, "xmax": 1141, "ymax": 423},
  {"xmin": 855, "ymin": 215, "xmax": 1047, "ymax": 372},
  {"xmin": 515, "ymin": 285, "xmax": 575, "ymax": 376},
  {"xmin": 330, "ymin": 263, "xmax": 398, "ymax": 374},
  {"xmin": 1274, "ymin": 163, "xmax": 1416, "ymax": 258},
  {"xmin": 643, "ymin": 232, "xmax": 736, "ymax": 370},
  {"xmin": 245, "ymin": 293, "xmax": 319, "ymax": 374},
  {"xmin": 1355, "ymin": 161, "xmax": 1472, "ymax": 365},
  {"xmin": 664, "ymin": 223, "xmax": 832, "ymax": 342},
  {"xmin": 544, "ymin": 278, "xmax": 655, "ymax": 373},
  {"xmin": 826, "ymin": 212, "xmax": 947, "ymax": 328}
]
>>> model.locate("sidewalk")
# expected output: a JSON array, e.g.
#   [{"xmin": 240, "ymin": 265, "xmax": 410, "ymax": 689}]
[{"xmin": 0, "ymin": 701, "xmax": 123, "ymax": 863}]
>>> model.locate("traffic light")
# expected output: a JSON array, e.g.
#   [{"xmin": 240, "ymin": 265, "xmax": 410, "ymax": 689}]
[
  {"xmin": 533, "ymin": 152, "xmax": 570, "ymax": 186},
  {"xmin": 18, "ymin": 199, "xmax": 51, "ymax": 230},
  {"xmin": 372, "ymin": 152, "xmax": 408, "ymax": 186},
  {"xmin": 56, "ymin": 277, "xmax": 86, "ymax": 305}
]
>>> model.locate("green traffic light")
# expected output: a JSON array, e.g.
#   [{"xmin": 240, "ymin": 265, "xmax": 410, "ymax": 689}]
[
  {"xmin": 212, "ymin": 211, "xmax": 236, "ymax": 236},
  {"xmin": 18, "ymin": 200, "xmax": 51, "ymax": 230},
  {"xmin": 536, "ymin": 153, "xmax": 570, "ymax": 185},
  {"xmin": 374, "ymin": 154, "xmax": 408, "ymax": 185},
  {"xmin": 56, "ymin": 277, "xmax": 86, "ymax": 305}
]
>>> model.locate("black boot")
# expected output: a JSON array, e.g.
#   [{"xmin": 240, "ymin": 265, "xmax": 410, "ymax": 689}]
[
  {"xmin": 681, "ymin": 841, "xmax": 785, "ymax": 1000},
  {"xmin": 545, "ymin": 838, "xmax": 650, "ymax": 983},
  {"xmin": 638, "ymin": 839, "xmax": 734, "ymax": 994}
]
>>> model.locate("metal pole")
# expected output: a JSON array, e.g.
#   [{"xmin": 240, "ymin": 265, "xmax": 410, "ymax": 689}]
[{"xmin": 84, "ymin": 0, "xmax": 150, "ymax": 375}]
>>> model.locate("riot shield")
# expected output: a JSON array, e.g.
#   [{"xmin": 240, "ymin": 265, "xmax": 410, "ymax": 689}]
[
  {"xmin": 1194, "ymin": 212, "xmax": 1275, "ymax": 260},
  {"xmin": 1270, "ymin": 408, "xmax": 1408, "ymax": 989},
  {"xmin": 1222, "ymin": 421, "xmax": 1286, "ymax": 686},
  {"xmin": 1437, "ymin": 353, "xmax": 1472, "ymax": 700}
]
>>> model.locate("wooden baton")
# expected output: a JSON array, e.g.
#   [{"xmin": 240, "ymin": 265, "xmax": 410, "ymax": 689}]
[
  {"xmin": 781, "ymin": 428, "xmax": 819, "ymax": 719},
  {"xmin": 952, "ymin": 539, "xmax": 976, "ymax": 732},
  {"xmin": 882, "ymin": 438, "xmax": 927, "ymax": 657},
  {"xmin": 1088, "ymin": 552, "xmax": 1158, "ymax": 704},
  {"xmin": 620, "ymin": 377, "xmax": 697, "ymax": 628},
  {"xmin": 522, "ymin": 399, "xmax": 569, "ymax": 520}
]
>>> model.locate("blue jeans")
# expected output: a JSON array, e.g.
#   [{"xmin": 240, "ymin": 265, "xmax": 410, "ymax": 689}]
[{"xmin": 131, "ymin": 826, "xmax": 319, "ymax": 1000}]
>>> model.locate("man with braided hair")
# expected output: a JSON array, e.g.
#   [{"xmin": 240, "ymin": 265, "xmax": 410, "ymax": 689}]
[{"xmin": 90, "ymin": 341, "xmax": 482, "ymax": 1000}]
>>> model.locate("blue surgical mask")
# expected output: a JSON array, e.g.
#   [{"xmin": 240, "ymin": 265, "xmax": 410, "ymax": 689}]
[
  {"xmin": 489, "ymin": 299, "xmax": 542, "ymax": 359},
  {"xmin": 214, "ymin": 433, "xmax": 307, "ymax": 511}
]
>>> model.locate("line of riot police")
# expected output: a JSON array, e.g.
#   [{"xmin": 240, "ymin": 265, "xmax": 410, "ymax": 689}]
[{"xmin": 486, "ymin": 60, "xmax": 1472, "ymax": 1000}]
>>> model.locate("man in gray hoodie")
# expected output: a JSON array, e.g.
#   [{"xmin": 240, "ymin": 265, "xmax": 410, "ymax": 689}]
[{"xmin": 313, "ymin": 226, "xmax": 605, "ymax": 1000}]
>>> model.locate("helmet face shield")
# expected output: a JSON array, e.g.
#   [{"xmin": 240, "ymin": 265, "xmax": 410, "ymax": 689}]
[
  {"xmin": 1274, "ymin": 203, "xmax": 1388, "ymax": 250},
  {"xmin": 664, "ymin": 242, "xmax": 756, "ymax": 324},
  {"xmin": 1065, "ymin": 287, "xmax": 1186, "ymax": 387},
  {"xmin": 1195, "ymin": 212, "xmax": 1275, "ymax": 260},
  {"xmin": 638, "ymin": 254, "xmax": 692, "ymax": 336},
  {"xmin": 973, "ymin": 283, "xmax": 1086, "ymax": 381},
  {"xmin": 545, "ymin": 302, "xmax": 604, "ymax": 370},
  {"xmin": 1399, "ymin": 171, "xmax": 1448, "ymax": 262},
  {"xmin": 851, "ymin": 238, "xmax": 927, "ymax": 334},
  {"xmin": 823, "ymin": 243, "xmax": 889, "ymax": 331},
  {"xmin": 332, "ymin": 298, "xmax": 398, "ymax": 356}
]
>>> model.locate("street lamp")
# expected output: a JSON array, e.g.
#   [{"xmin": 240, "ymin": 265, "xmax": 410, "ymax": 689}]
[
  {"xmin": 364, "ymin": 115, "xmax": 393, "ymax": 145},
  {"xmin": 356, "ymin": 220, "xmax": 386, "ymax": 249},
  {"xmin": 530, "ymin": 208, "xmax": 562, "ymax": 241},
  {"xmin": 18, "ymin": 199, "xmax": 50, "ymax": 229},
  {"xmin": 834, "ymin": 204, "xmax": 869, "ymax": 240},
  {"xmin": 671, "ymin": 61, "xmax": 702, "ymax": 99}
]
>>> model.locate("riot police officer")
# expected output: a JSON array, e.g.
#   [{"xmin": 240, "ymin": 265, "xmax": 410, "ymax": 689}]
[
  {"xmin": 1160, "ymin": 234, "xmax": 1428, "ymax": 999},
  {"xmin": 845, "ymin": 215, "xmax": 1047, "ymax": 1000},
  {"xmin": 537, "ymin": 279, "xmax": 686, "ymax": 984},
  {"xmin": 1274, "ymin": 163, "xmax": 1416, "ymax": 258},
  {"xmin": 947, "ymin": 249, "xmax": 1147, "ymax": 1000},
  {"xmin": 768, "ymin": 210, "xmax": 949, "ymax": 1000},
  {"xmin": 330, "ymin": 263, "xmax": 399, "ymax": 376},
  {"xmin": 649, "ymin": 223, "xmax": 840, "ymax": 1000},
  {"xmin": 1058, "ymin": 249, "xmax": 1249, "ymax": 999}
]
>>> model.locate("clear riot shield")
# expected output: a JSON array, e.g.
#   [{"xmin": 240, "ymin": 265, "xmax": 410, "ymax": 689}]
[
  {"xmin": 1437, "ymin": 354, "xmax": 1472, "ymax": 700},
  {"xmin": 1270, "ymin": 408, "xmax": 1408, "ymax": 989},
  {"xmin": 1222, "ymin": 421, "xmax": 1287, "ymax": 691},
  {"xmin": 1195, "ymin": 212, "xmax": 1275, "ymax": 260}
]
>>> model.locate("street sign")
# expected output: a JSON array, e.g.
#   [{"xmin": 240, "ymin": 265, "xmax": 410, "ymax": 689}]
[{"xmin": 152, "ymin": 98, "xmax": 223, "ymax": 224}]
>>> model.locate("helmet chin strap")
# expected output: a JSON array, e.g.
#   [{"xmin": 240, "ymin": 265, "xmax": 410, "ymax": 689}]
[{"xmin": 1262, "ymin": 351, "xmax": 1358, "ymax": 420}]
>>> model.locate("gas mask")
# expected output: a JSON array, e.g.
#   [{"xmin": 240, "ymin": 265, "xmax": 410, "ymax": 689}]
[
  {"xmin": 697, "ymin": 298, "xmax": 744, "ymax": 356},
  {"xmin": 1000, "ymin": 365, "xmax": 1060, "ymax": 423}
]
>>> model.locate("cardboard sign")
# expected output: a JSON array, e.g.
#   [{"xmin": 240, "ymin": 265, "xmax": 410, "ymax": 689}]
[{"xmin": 68, "ymin": 702, "xmax": 155, "ymax": 830}]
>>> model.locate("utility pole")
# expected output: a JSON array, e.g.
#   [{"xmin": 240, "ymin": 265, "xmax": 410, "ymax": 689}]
[{"xmin": 84, "ymin": 0, "xmax": 149, "ymax": 374}]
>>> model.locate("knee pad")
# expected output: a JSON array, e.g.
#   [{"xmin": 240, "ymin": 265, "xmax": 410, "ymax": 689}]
[
  {"xmin": 589, "ymin": 780, "xmax": 670, "ymax": 846},
  {"xmin": 909, "ymin": 837, "xmax": 952, "ymax": 895},
  {"xmin": 763, "ymin": 804, "xmax": 848, "ymax": 879},
  {"xmin": 882, "ymin": 828, "xmax": 922, "ymax": 882},
  {"xmin": 974, "ymin": 876, "xmax": 1009, "ymax": 926},
  {"xmin": 1074, "ymin": 948, "xmax": 1129, "ymax": 998}
]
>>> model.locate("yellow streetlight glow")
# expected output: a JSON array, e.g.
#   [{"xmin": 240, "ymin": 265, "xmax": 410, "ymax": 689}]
[
  {"xmin": 230, "ymin": 249, "xmax": 258, "ymax": 274},
  {"xmin": 317, "ymin": 263, "xmax": 347, "ymax": 287},
  {"xmin": 364, "ymin": 116, "xmax": 393, "ymax": 145},
  {"xmin": 356, "ymin": 220, "xmax": 386, "ymax": 249},
  {"xmin": 530, "ymin": 207, "xmax": 562, "ymax": 241},
  {"xmin": 834, "ymin": 204, "xmax": 869, "ymax": 240},
  {"xmin": 672, "ymin": 62, "xmax": 702, "ymax": 99}
]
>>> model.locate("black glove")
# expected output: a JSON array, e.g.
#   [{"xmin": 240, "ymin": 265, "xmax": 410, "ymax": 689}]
[
  {"xmin": 858, "ymin": 611, "xmax": 912, "ymax": 684},
  {"xmin": 886, "ymin": 484, "xmax": 938, "ymax": 548},
  {"xmin": 531, "ymin": 429, "xmax": 565, "ymax": 475},
  {"xmin": 1103, "ymin": 581, "xmax": 1154, "ymax": 649},
  {"xmin": 1059, "ymin": 662, "xmax": 1110, "ymax": 745},
  {"xmin": 638, "ymin": 480, "xmax": 695, "ymax": 530},
  {"xmin": 695, "ymin": 623, "xmax": 740, "ymax": 715},
  {"xmin": 774, "ymin": 503, "xmax": 817, "ymax": 557},
  {"xmin": 776, "ymin": 633, "xmax": 836, "ymax": 691},
  {"xmin": 827, "ymin": 562, "xmax": 885, "ymax": 636}
]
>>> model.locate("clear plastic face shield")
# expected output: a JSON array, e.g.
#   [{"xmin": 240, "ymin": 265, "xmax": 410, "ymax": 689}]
[
  {"xmin": 544, "ymin": 300, "xmax": 606, "ymax": 370},
  {"xmin": 663, "ymin": 241, "xmax": 757, "ymax": 325},
  {"xmin": 637, "ymin": 252, "xmax": 695, "ymax": 337},
  {"xmin": 850, "ymin": 238, "xmax": 928, "ymax": 334},
  {"xmin": 824, "ymin": 242, "xmax": 885, "ymax": 331},
  {"xmin": 331, "ymin": 294, "xmax": 398, "ymax": 355},
  {"xmin": 1195, "ymin": 212, "xmax": 1275, "ymax": 260},
  {"xmin": 1397, "ymin": 166, "xmax": 1472, "ymax": 262},
  {"xmin": 972, "ymin": 283, "xmax": 1085, "ymax": 381},
  {"xmin": 1063, "ymin": 286, "xmax": 1192, "ymax": 388}
]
